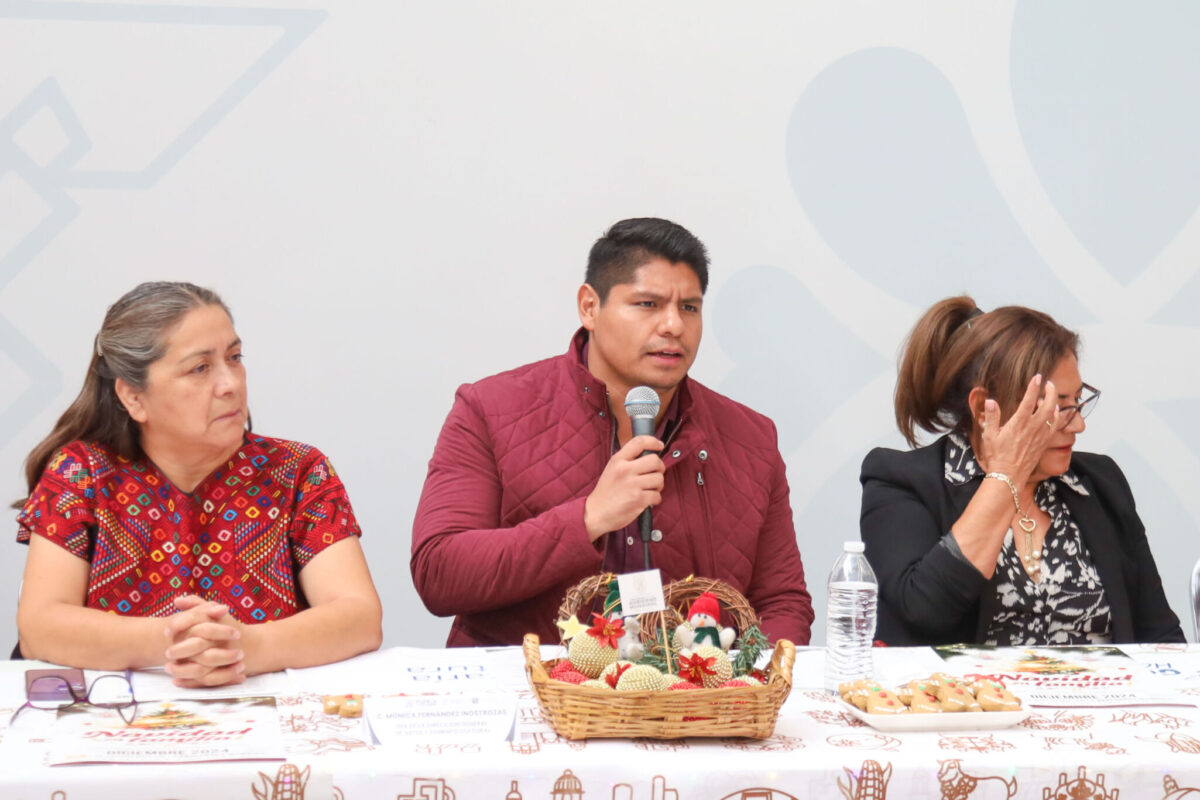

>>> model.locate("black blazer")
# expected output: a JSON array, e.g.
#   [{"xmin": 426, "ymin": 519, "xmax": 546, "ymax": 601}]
[{"xmin": 859, "ymin": 436, "xmax": 1184, "ymax": 646}]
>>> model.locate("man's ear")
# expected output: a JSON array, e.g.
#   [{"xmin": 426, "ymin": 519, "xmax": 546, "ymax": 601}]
[
  {"xmin": 114, "ymin": 378, "xmax": 149, "ymax": 424},
  {"xmin": 577, "ymin": 284, "xmax": 601, "ymax": 331}
]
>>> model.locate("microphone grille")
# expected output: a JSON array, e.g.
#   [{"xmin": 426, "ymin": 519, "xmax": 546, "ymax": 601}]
[{"xmin": 624, "ymin": 386, "xmax": 661, "ymax": 419}]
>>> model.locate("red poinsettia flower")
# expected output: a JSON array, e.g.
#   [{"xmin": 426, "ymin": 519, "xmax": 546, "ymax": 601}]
[
  {"xmin": 677, "ymin": 652, "xmax": 717, "ymax": 684},
  {"xmin": 587, "ymin": 613, "xmax": 625, "ymax": 649},
  {"xmin": 605, "ymin": 662, "xmax": 633, "ymax": 689}
]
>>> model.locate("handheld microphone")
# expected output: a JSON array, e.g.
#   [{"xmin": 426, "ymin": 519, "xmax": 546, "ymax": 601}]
[{"xmin": 624, "ymin": 386, "xmax": 661, "ymax": 569}]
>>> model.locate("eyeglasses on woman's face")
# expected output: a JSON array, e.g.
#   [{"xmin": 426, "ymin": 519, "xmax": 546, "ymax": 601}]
[
  {"xmin": 1057, "ymin": 383, "xmax": 1100, "ymax": 430},
  {"xmin": 10, "ymin": 671, "xmax": 138, "ymax": 726}
]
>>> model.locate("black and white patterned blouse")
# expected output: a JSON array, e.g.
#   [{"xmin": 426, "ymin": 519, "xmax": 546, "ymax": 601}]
[{"xmin": 944, "ymin": 434, "xmax": 1113, "ymax": 646}]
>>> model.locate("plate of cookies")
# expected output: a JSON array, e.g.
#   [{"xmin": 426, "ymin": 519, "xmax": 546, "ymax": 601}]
[{"xmin": 836, "ymin": 673, "xmax": 1029, "ymax": 732}]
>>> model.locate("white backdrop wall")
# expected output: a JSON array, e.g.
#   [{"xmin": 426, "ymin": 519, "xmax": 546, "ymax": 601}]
[{"xmin": 2, "ymin": 1, "xmax": 1199, "ymax": 652}]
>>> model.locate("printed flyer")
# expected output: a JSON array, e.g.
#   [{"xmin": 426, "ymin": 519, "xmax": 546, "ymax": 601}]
[
  {"xmin": 48, "ymin": 696, "xmax": 285, "ymax": 765},
  {"xmin": 366, "ymin": 692, "xmax": 518, "ymax": 745},
  {"xmin": 935, "ymin": 645, "xmax": 1180, "ymax": 707}
]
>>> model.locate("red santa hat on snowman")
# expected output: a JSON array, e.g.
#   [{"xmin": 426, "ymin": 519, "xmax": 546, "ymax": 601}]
[{"xmin": 688, "ymin": 592, "xmax": 720, "ymax": 625}]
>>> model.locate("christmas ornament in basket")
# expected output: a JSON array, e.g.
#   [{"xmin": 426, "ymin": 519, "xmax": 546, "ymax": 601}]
[{"xmin": 523, "ymin": 573, "xmax": 795, "ymax": 740}]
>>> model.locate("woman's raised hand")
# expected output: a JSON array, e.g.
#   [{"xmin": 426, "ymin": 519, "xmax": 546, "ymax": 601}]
[{"xmin": 976, "ymin": 374, "xmax": 1060, "ymax": 486}]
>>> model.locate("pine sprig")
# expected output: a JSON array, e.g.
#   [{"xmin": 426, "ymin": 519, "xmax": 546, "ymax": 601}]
[
  {"xmin": 732, "ymin": 624, "xmax": 769, "ymax": 676},
  {"xmin": 636, "ymin": 626, "xmax": 673, "ymax": 674}
]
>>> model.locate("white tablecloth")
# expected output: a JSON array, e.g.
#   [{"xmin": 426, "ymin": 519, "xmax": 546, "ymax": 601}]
[{"xmin": 4, "ymin": 644, "xmax": 1200, "ymax": 800}]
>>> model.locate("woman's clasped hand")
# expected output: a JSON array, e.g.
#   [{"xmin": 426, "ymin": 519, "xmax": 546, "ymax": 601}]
[{"xmin": 162, "ymin": 596, "xmax": 247, "ymax": 687}]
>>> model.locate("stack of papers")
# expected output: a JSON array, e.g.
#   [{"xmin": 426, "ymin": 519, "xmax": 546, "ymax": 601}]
[
  {"xmin": 933, "ymin": 644, "xmax": 1188, "ymax": 707},
  {"xmin": 48, "ymin": 696, "xmax": 285, "ymax": 765}
]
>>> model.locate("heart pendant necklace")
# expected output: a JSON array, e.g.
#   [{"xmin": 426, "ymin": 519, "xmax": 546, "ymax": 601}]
[{"xmin": 1017, "ymin": 514, "xmax": 1040, "ymax": 572}]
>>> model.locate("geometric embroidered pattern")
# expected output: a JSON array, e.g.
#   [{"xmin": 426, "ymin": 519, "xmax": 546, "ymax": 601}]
[{"xmin": 17, "ymin": 434, "xmax": 361, "ymax": 624}]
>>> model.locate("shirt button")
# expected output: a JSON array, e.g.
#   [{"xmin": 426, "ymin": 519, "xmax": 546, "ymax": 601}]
[
  {"xmin": 626, "ymin": 536, "xmax": 635, "ymax": 546},
  {"xmin": 698, "ymin": 449, "xmax": 708, "ymax": 461},
  {"xmin": 599, "ymin": 411, "xmax": 605, "ymax": 418},
  {"xmin": 671, "ymin": 450, "xmax": 681, "ymax": 458}
]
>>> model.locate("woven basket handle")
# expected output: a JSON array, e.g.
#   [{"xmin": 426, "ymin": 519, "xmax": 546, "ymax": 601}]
[
  {"xmin": 523, "ymin": 633, "xmax": 548, "ymax": 684},
  {"xmin": 768, "ymin": 639, "xmax": 795, "ymax": 690}
]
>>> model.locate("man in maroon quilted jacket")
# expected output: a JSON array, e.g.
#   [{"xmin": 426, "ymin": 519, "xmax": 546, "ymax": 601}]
[{"xmin": 411, "ymin": 218, "xmax": 814, "ymax": 647}]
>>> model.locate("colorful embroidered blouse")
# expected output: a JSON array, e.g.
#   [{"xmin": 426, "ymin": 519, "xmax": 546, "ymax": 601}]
[{"xmin": 16, "ymin": 434, "xmax": 361, "ymax": 624}]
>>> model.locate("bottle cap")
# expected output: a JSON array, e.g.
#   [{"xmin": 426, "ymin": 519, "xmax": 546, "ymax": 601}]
[{"xmin": 844, "ymin": 541, "xmax": 865, "ymax": 553}]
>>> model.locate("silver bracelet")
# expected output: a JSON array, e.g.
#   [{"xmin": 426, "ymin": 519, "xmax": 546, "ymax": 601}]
[
  {"xmin": 983, "ymin": 472, "xmax": 1019, "ymax": 510},
  {"xmin": 983, "ymin": 471, "xmax": 1035, "ymax": 534}
]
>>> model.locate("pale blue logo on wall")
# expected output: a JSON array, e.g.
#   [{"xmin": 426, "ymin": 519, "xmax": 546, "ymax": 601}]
[
  {"xmin": 784, "ymin": 45, "xmax": 1092, "ymax": 324},
  {"xmin": 1012, "ymin": 1, "xmax": 1200, "ymax": 290},
  {"xmin": 714, "ymin": 265, "xmax": 885, "ymax": 454},
  {"xmin": 761, "ymin": 4, "xmax": 1200, "ymax": 447},
  {"xmin": 0, "ymin": 2, "xmax": 326, "ymax": 445}
]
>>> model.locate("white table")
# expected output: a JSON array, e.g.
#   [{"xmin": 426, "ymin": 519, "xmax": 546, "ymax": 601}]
[{"xmin": 4, "ymin": 644, "xmax": 1200, "ymax": 800}]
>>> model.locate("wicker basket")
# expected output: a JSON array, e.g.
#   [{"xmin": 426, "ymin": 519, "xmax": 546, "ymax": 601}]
[
  {"xmin": 524, "ymin": 633, "xmax": 794, "ymax": 739},
  {"xmin": 529, "ymin": 574, "xmax": 794, "ymax": 740}
]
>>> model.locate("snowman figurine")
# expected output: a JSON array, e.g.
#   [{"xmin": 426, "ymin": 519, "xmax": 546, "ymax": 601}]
[{"xmin": 673, "ymin": 591, "xmax": 736, "ymax": 653}]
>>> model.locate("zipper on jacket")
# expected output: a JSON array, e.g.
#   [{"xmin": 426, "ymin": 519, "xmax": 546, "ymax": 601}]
[{"xmin": 692, "ymin": 458, "xmax": 716, "ymax": 576}]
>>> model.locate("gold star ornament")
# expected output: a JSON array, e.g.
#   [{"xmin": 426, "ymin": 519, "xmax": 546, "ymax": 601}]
[{"xmin": 555, "ymin": 615, "xmax": 589, "ymax": 642}]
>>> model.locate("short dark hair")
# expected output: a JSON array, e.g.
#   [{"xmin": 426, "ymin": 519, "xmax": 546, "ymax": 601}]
[{"xmin": 585, "ymin": 218, "xmax": 709, "ymax": 302}]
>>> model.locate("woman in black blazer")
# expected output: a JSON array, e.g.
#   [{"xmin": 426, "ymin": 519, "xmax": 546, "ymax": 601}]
[{"xmin": 860, "ymin": 296, "xmax": 1183, "ymax": 646}]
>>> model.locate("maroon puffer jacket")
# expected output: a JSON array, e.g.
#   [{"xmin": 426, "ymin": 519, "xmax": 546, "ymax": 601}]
[{"xmin": 411, "ymin": 330, "xmax": 814, "ymax": 647}]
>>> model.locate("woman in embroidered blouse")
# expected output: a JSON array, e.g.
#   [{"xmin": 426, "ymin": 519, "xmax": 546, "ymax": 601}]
[
  {"xmin": 860, "ymin": 296, "xmax": 1183, "ymax": 646},
  {"xmin": 15, "ymin": 282, "xmax": 382, "ymax": 685}
]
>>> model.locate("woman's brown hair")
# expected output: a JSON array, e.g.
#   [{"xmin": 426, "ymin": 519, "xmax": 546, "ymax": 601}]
[
  {"xmin": 894, "ymin": 296, "xmax": 1079, "ymax": 447},
  {"xmin": 16, "ymin": 282, "xmax": 233, "ymax": 505}
]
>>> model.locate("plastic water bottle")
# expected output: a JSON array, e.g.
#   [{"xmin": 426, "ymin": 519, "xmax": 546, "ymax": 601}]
[
  {"xmin": 1190, "ymin": 556, "xmax": 1200, "ymax": 641},
  {"xmin": 824, "ymin": 541, "xmax": 878, "ymax": 692}
]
